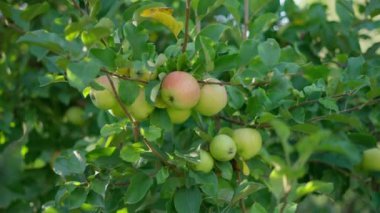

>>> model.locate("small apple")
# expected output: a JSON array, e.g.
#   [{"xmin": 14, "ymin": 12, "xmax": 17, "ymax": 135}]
[
  {"xmin": 65, "ymin": 106, "xmax": 85, "ymax": 126},
  {"xmin": 127, "ymin": 88, "xmax": 155, "ymax": 121},
  {"xmin": 232, "ymin": 128, "xmax": 262, "ymax": 160},
  {"xmin": 90, "ymin": 76, "xmax": 118, "ymax": 110},
  {"xmin": 195, "ymin": 78, "xmax": 227, "ymax": 116},
  {"xmin": 160, "ymin": 71, "xmax": 200, "ymax": 109},
  {"xmin": 167, "ymin": 108, "xmax": 191, "ymax": 124},
  {"xmin": 209, "ymin": 134, "xmax": 237, "ymax": 161},
  {"xmin": 361, "ymin": 147, "xmax": 380, "ymax": 171},
  {"xmin": 192, "ymin": 150, "xmax": 214, "ymax": 173}
]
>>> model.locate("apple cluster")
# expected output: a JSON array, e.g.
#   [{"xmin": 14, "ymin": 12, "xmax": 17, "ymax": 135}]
[
  {"xmin": 193, "ymin": 128, "xmax": 262, "ymax": 173},
  {"xmin": 89, "ymin": 70, "xmax": 228, "ymax": 124}
]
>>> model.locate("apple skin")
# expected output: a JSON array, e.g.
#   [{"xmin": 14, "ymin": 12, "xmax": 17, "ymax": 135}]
[
  {"xmin": 65, "ymin": 106, "xmax": 85, "ymax": 126},
  {"xmin": 195, "ymin": 78, "xmax": 227, "ymax": 116},
  {"xmin": 160, "ymin": 71, "xmax": 200, "ymax": 109},
  {"xmin": 127, "ymin": 88, "xmax": 155, "ymax": 121},
  {"xmin": 232, "ymin": 128, "xmax": 262, "ymax": 160},
  {"xmin": 209, "ymin": 134, "xmax": 237, "ymax": 162},
  {"xmin": 362, "ymin": 148, "xmax": 380, "ymax": 171},
  {"xmin": 167, "ymin": 108, "xmax": 191, "ymax": 124},
  {"xmin": 154, "ymin": 94, "xmax": 168, "ymax": 109},
  {"xmin": 193, "ymin": 150, "xmax": 214, "ymax": 173},
  {"xmin": 90, "ymin": 76, "xmax": 118, "ymax": 110}
]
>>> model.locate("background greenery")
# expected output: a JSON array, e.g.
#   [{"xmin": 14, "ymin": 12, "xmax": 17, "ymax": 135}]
[{"xmin": 1, "ymin": 0, "xmax": 380, "ymax": 212}]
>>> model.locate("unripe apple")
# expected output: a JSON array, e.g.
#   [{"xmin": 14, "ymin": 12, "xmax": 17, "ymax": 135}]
[
  {"xmin": 108, "ymin": 103, "xmax": 125, "ymax": 118},
  {"xmin": 65, "ymin": 106, "xmax": 85, "ymax": 126},
  {"xmin": 192, "ymin": 150, "xmax": 214, "ymax": 173},
  {"xmin": 90, "ymin": 76, "xmax": 118, "ymax": 110},
  {"xmin": 160, "ymin": 71, "xmax": 200, "ymax": 109},
  {"xmin": 127, "ymin": 88, "xmax": 155, "ymax": 121},
  {"xmin": 210, "ymin": 134, "xmax": 237, "ymax": 161},
  {"xmin": 361, "ymin": 148, "xmax": 380, "ymax": 171},
  {"xmin": 167, "ymin": 108, "xmax": 191, "ymax": 124},
  {"xmin": 195, "ymin": 78, "xmax": 227, "ymax": 116},
  {"xmin": 232, "ymin": 128, "xmax": 262, "ymax": 160}
]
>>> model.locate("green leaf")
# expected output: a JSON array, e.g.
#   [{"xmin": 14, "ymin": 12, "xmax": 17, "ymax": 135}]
[
  {"xmin": 90, "ymin": 176, "xmax": 110, "ymax": 198},
  {"xmin": 250, "ymin": 0, "xmax": 271, "ymax": 15},
  {"xmin": 123, "ymin": 23, "xmax": 150, "ymax": 59},
  {"xmin": 53, "ymin": 150, "xmax": 86, "ymax": 177},
  {"xmin": 318, "ymin": 98, "xmax": 339, "ymax": 112},
  {"xmin": 196, "ymin": 36, "xmax": 215, "ymax": 72},
  {"xmin": 291, "ymin": 123, "xmax": 320, "ymax": 134},
  {"xmin": 63, "ymin": 187, "xmax": 89, "ymax": 210},
  {"xmin": 226, "ymin": 86, "xmax": 245, "ymax": 109},
  {"xmin": 174, "ymin": 187, "xmax": 202, "ymax": 213},
  {"xmin": 223, "ymin": 0, "xmax": 241, "ymax": 22},
  {"xmin": 296, "ymin": 181, "xmax": 333, "ymax": 198},
  {"xmin": 215, "ymin": 161, "xmax": 233, "ymax": 180},
  {"xmin": 17, "ymin": 30, "xmax": 67, "ymax": 54},
  {"xmin": 90, "ymin": 48, "xmax": 116, "ymax": 69},
  {"xmin": 156, "ymin": 167, "xmax": 170, "ymax": 185},
  {"xmin": 250, "ymin": 202, "xmax": 267, "ymax": 213},
  {"xmin": 258, "ymin": 38, "xmax": 280, "ymax": 66},
  {"xmin": 38, "ymin": 74, "xmax": 66, "ymax": 87},
  {"xmin": 120, "ymin": 143, "xmax": 145, "ymax": 163},
  {"xmin": 199, "ymin": 24, "xmax": 229, "ymax": 42},
  {"xmin": 240, "ymin": 39, "xmax": 259, "ymax": 65},
  {"xmin": 141, "ymin": 125, "xmax": 161, "ymax": 141},
  {"xmin": 125, "ymin": 173, "xmax": 153, "ymax": 204},
  {"xmin": 150, "ymin": 109, "xmax": 172, "ymax": 130},
  {"xmin": 119, "ymin": 80, "xmax": 140, "ymax": 105},
  {"xmin": 250, "ymin": 13, "xmax": 278, "ymax": 37},
  {"xmin": 100, "ymin": 122, "xmax": 125, "ymax": 137},
  {"xmin": 189, "ymin": 171, "xmax": 218, "ymax": 197},
  {"xmin": 21, "ymin": 2, "xmax": 50, "ymax": 20},
  {"xmin": 66, "ymin": 59, "xmax": 101, "ymax": 92}
]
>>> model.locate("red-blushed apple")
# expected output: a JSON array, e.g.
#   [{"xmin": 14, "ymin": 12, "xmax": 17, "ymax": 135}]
[
  {"xmin": 361, "ymin": 148, "xmax": 380, "ymax": 171},
  {"xmin": 195, "ymin": 78, "xmax": 227, "ymax": 116},
  {"xmin": 160, "ymin": 71, "xmax": 200, "ymax": 109},
  {"xmin": 127, "ymin": 88, "xmax": 155, "ymax": 121},
  {"xmin": 192, "ymin": 150, "xmax": 214, "ymax": 173},
  {"xmin": 167, "ymin": 108, "xmax": 191, "ymax": 124},
  {"xmin": 90, "ymin": 75, "xmax": 118, "ymax": 110},
  {"xmin": 210, "ymin": 134, "xmax": 237, "ymax": 161},
  {"xmin": 232, "ymin": 128, "xmax": 262, "ymax": 160},
  {"xmin": 65, "ymin": 106, "xmax": 85, "ymax": 126}
]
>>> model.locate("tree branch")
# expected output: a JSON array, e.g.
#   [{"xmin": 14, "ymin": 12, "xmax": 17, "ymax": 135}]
[
  {"xmin": 105, "ymin": 74, "xmax": 140, "ymax": 141},
  {"xmin": 101, "ymin": 68, "xmax": 148, "ymax": 84},
  {"xmin": 243, "ymin": 0, "xmax": 249, "ymax": 40},
  {"xmin": 182, "ymin": 0, "xmax": 191, "ymax": 53}
]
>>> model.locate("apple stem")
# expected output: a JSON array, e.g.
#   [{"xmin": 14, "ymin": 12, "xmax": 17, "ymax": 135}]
[{"xmin": 182, "ymin": 0, "xmax": 191, "ymax": 53}]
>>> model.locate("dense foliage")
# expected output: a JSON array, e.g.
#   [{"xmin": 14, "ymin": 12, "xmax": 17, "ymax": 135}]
[{"xmin": 1, "ymin": 0, "xmax": 380, "ymax": 212}]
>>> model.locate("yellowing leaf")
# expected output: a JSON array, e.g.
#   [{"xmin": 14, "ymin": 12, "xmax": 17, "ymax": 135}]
[{"xmin": 140, "ymin": 7, "xmax": 183, "ymax": 37}]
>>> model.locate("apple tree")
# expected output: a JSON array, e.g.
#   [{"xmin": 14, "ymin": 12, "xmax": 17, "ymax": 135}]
[{"xmin": 1, "ymin": 0, "xmax": 380, "ymax": 212}]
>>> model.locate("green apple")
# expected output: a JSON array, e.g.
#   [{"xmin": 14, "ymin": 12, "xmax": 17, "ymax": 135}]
[
  {"xmin": 362, "ymin": 148, "xmax": 380, "ymax": 171},
  {"xmin": 108, "ymin": 103, "xmax": 125, "ymax": 118},
  {"xmin": 127, "ymin": 88, "xmax": 155, "ymax": 121},
  {"xmin": 192, "ymin": 150, "xmax": 214, "ymax": 173},
  {"xmin": 65, "ymin": 106, "xmax": 85, "ymax": 126},
  {"xmin": 90, "ymin": 75, "xmax": 118, "ymax": 110},
  {"xmin": 130, "ymin": 61, "xmax": 157, "ymax": 81},
  {"xmin": 167, "ymin": 108, "xmax": 191, "ymax": 124},
  {"xmin": 232, "ymin": 128, "xmax": 262, "ymax": 160},
  {"xmin": 209, "ymin": 134, "xmax": 237, "ymax": 161},
  {"xmin": 195, "ymin": 78, "xmax": 227, "ymax": 116},
  {"xmin": 160, "ymin": 71, "xmax": 200, "ymax": 109}
]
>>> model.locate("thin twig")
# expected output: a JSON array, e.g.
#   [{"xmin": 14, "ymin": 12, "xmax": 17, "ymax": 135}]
[
  {"xmin": 142, "ymin": 138, "xmax": 169, "ymax": 163},
  {"xmin": 105, "ymin": 74, "xmax": 139, "ymax": 141},
  {"xmin": 308, "ymin": 98, "xmax": 380, "ymax": 122},
  {"xmin": 243, "ymin": 0, "xmax": 249, "ymax": 40},
  {"xmin": 101, "ymin": 68, "xmax": 148, "ymax": 84},
  {"xmin": 71, "ymin": 0, "xmax": 85, "ymax": 16},
  {"xmin": 233, "ymin": 160, "xmax": 247, "ymax": 213},
  {"xmin": 182, "ymin": 0, "xmax": 191, "ymax": 53},
  {"xmin": 289, "ymin": 92, "xmax": 354, "ymax": 111},
  {"xmin": 0, "ymin": 18, "xmax": 25, "ymax": 33}
]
